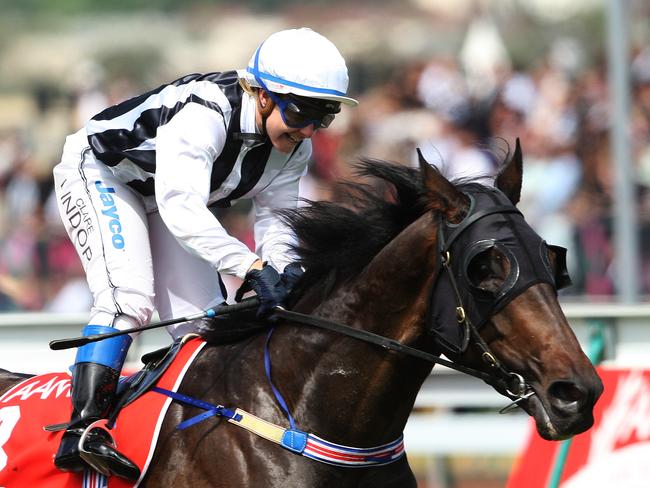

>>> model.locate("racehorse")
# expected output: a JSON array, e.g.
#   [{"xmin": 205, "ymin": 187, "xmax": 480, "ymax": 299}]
[{"xmin": 0, "ymin": 142, "xmax": 602, "ymax": 487}]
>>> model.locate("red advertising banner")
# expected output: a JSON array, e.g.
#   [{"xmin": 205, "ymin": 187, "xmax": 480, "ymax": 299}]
[{"xmin": 507, "ymin": 368, "xmax": 650, "ymax": 488}]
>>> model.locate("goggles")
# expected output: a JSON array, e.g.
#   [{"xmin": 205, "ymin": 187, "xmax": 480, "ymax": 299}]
[{"xmin": 265, "ymin": 91, "xmax": 338, "ymax": 129}]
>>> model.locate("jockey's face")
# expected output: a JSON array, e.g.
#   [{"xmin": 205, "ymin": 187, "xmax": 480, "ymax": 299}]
[
  {"xmin": 265, "ymin": 107, "xmax": 317, "ymax": 154},
  {"xmin": 257, "ymin": 90, "xmax": 337, "ymax": 154}
]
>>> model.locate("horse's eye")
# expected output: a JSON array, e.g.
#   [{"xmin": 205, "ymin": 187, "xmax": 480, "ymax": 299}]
[
  {"xmin": 466, "ymin": 247, "xmax": 510, "ymax": 293},
  {"xmin": 474, "ymin": 263, "xmax": 492, "ymax": 282}
]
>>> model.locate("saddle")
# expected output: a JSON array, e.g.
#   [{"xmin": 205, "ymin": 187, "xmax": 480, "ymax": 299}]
[
  {"xmin": 0, "ymin": 338, "xmax": 207, "ymax": 488},
  {"xmin": 115, "ymin": 337, "xmax": 188, "ymax": 412},
  {"xmin": 43, "ymin": 336, "xmax": 191, "ymax": 436}
]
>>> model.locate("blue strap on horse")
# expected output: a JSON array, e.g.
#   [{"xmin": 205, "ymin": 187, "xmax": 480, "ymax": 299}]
[
  {"xmin": 264, "ymin": 327, "xmax": 297, "ymax": 430},
  {"xmin": 151, "ymin": 387, "xmax": 242, "ymax": 429},
  {"xmin": 153, "ymin": 328, "xmax": 303, "ymax": 441},
  {"xmin": 151, "ymin": 333, "xmax": 406, "ymax": 466}
]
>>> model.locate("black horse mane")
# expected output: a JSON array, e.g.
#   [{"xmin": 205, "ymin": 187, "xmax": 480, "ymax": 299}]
[
  {"xmin": 279, "ymin": 158, "xmax": 489, "ymax": 290},
  {"xmin": 279, "ymin": 159, "xmax": 431, "ymax": 288}
]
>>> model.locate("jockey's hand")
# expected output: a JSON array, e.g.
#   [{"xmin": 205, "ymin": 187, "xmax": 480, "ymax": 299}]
[
  {"xmin": 235, "ymin": 263, "xmax": 288, "ymax": 318},
  {"xmin": 279, "ymin": 263, "xmax": 304, "ymax": 295}
]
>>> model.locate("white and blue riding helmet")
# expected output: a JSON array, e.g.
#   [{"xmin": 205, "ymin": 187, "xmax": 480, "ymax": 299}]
[{"xmin": 238, "ymin": 28, "xmax": 359, "ymax": 107}]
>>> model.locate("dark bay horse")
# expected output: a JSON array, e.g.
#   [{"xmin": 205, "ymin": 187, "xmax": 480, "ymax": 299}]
[{"xmin": 0, "ymin": 143, "xmax": 602, "ymax": 487}]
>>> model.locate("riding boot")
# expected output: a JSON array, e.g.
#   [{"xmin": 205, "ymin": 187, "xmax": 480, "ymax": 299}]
[
  {"xmin": 54, "ymin": 325, "xmax": 140, "ymax": 481},
  {"xmin": 54, "ymin": 362, "xmax": 119, "ymax": 471}
]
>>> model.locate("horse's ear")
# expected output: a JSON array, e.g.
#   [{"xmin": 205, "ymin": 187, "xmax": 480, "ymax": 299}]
[
  {"xmin": 495, "ymin": 138, "xmax": 523, "ymax": 205},
  {"xmin": 417, "ymin": 148, "xmax": 467, "ymax": 221}
]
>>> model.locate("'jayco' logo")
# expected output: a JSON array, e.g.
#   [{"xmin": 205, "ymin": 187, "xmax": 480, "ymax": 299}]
[{"xmin": 95, "ymin": 181, "xmax": 125, "ymax": 249}]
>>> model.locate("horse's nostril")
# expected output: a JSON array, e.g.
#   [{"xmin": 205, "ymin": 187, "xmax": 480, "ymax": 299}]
[
  {"xmin": 550, "ymin": 380, "xmax": 584, "ymax": 402},
  {"xmin": 548, "ymin": 380, "xmax": 588, "ymax": 414}
]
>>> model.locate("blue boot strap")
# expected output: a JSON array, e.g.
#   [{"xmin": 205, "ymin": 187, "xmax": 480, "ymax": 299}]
[{"xmin": 75, "ymin": 325, "xmax": 132, "ymax": 371}]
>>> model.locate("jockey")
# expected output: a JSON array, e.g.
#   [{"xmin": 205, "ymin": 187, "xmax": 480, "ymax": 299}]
[{"xmin": 52, "ymin": 27, "xmax": 357, "ymax": 480}]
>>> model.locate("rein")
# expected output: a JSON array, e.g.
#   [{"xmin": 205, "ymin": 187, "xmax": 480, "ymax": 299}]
[
  {"xmin": 271, "ymin": 307, "xmax": 530, "ymax": 411},
  {"xmin": 272, "ymin": 308, "xmax": 496, "ymax": 385}
]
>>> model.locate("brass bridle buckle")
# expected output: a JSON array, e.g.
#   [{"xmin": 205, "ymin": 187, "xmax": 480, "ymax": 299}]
[
  {"xmin": 456, "ymin": 306, "xmax": 466, "ymax": 324},
  {"xmin": 481, "ymin": 351, "xmax": 497, "ymax": 367}
]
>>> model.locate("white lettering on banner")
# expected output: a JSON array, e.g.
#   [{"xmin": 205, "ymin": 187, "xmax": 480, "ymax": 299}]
[
  {"xmin": 0, "ymin": 406, "xmax": 20, "ymax": 471},
  {"xmin": 0, "ymin": 378, "xmax": 71, "ymax": 404},
  {"xmin": 561, "ymin": 371, "xmax": 650, "ymax": 488},
  {"xmin": 31, "ymin": 377, "xmax": 72, "ymax": 401},
  {"xmin": 589, "ymin": 370, "xmax": 650, "ymax": 462}
]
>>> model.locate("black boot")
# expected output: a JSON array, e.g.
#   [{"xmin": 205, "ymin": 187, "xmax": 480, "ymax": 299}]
[
  {"xmin": 54, "ymin": 362, "xmax": 140, "ymax": 481},
  {"xmin": 79, "ymin": 421, "xmax": 141, "ymax": 481}
]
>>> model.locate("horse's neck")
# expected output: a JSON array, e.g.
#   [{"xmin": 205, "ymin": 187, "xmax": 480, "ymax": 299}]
[
  {"xmin": 344, "ymin": 213, "xmax": 438, "ymax": 342},
  {"xmin": 284, "ymin": 216, "xmax": 439, "ymax": 445}
]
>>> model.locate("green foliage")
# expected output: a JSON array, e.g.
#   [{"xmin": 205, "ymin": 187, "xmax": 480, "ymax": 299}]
[
  {"xmin": 2, "ymin": 0, "xmax": 223, "ymax": 15},
  {"xmin": 1, "ymin": 0, "xmax": 336, "ymax": 15}
]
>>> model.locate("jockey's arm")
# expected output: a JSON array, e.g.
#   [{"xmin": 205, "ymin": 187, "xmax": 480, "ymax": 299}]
[
  {"xmin": 252, "ymin": 139, "xmax": 311, "ymax": 273},
  {"xmin": 155, "ymin": 102, "xmax": 260, "ymax": 279}
]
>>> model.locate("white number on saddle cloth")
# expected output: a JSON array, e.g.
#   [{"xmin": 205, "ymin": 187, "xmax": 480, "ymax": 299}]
[{"xmin": 0, "ymin": 406, "xmax": 20, "ymax": 472}]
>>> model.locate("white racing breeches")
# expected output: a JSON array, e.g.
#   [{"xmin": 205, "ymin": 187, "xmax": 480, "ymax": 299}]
[{"xmin": 53, "ymin": 129, "xmax": 225, "ymax": 339}]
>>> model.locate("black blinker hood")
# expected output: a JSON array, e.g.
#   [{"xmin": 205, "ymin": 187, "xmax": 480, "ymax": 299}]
[{"xmin": 426, "ymin": 186, "xmax": 571, "ymax": 355}]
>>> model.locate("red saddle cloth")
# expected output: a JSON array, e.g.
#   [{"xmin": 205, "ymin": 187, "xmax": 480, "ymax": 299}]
[{"xmin": 0, "ymin": 338, "xmax": 206, "ymax": 488}]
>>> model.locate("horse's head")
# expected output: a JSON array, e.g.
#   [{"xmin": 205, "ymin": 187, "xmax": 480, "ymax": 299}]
[
  {"xmin": 421, "ymin": 140, "xmax": 603, "ymax": 440},
  {"xmin": 278, "ymin": 142, "xmax": 602, "ymax": 442}
]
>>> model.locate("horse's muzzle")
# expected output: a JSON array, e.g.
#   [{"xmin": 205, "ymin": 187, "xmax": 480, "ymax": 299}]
[{"xmin": 530, "ymin": 374, "xmax": 604, "ymax": 440}]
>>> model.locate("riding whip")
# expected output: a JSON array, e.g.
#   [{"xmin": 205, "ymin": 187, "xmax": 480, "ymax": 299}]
[{"xmin": 49, "ymin": 297, "xmax": 260, "ymax": 351}]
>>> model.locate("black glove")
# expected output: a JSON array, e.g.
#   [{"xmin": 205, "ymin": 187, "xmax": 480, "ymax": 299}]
[
  {"xmin": 235, "ymin": 264, "xmax": 285, "ymax": 318},
  {"xmin": 279, "ymin": 262, "xmax": 304, "ymax": 293},
  {"xmin": 235, "ymin": 263, "xmax": 304, "ymax": 318}
]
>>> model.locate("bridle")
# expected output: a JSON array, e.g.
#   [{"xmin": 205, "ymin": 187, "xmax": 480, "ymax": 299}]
[
  {"xmin": 429, "ymin": 201, "xmax": 535, "ymax": 410},
  {"xmin": 270, "ymin": 187, "xmax": 571, "ymax": 413}
]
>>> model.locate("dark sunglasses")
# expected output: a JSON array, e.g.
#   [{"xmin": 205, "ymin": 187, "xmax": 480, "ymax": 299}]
[{"xmin": 265, "ymin": 90, "xmax": 337, "ymax": 129}]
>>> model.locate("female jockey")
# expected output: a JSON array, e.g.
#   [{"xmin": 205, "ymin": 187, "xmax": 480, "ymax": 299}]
[{"xmin": 52, "ymin": 27, "xmax": 357, "ymax": 480}]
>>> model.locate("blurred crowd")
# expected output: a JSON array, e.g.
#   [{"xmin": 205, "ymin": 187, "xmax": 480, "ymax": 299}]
[
  {"xmin": 2, "ymin": 40, "xmax": 650, "ymax": 313},
  {"xmin": 307, "ymin": 41, "xmax": 650, "ymax": 300}
]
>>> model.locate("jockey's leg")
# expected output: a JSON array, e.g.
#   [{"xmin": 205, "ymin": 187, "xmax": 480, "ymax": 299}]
[
  {"xmin": 148, "ymin": 211, "xmax": 226, "ymax": 340},
  {"xmin": 54, "ymin": 324, "xmax": 140, "ymax": 481},
  {"xmin": 53, "ymin": 131, "xmax": 153, "ymax": 481}
]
